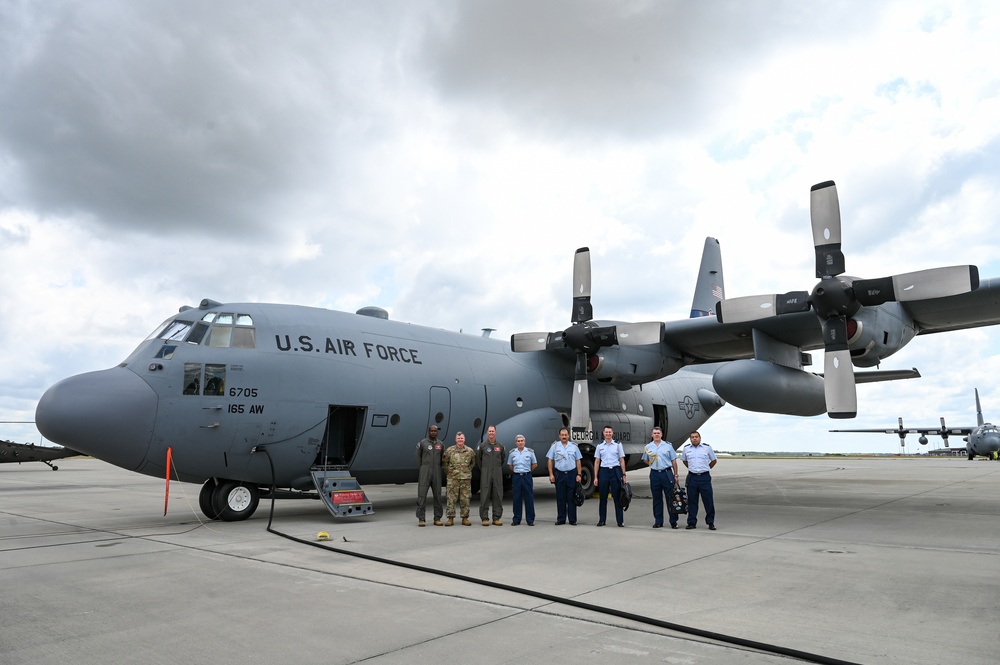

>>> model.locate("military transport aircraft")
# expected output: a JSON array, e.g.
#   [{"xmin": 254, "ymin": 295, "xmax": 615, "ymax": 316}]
[
  {"xmin": 0, "ymin": 439, "xmax": 80, "ymax": 470},
  {"xmin": 831, "ymin": 389, "xmax": 1000, "ymax": 460},
  {"xmin": 34, "ymin": 180, "xmax": 1000, "ymax": 521}
]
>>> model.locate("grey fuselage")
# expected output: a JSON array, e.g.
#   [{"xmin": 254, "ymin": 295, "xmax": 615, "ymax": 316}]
[{"xmin": 36, "ymin": 302, "xmax": 723, "ymax": 491}]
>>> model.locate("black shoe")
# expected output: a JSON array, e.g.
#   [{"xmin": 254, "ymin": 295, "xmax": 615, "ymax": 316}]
[
  {"xmin": 569, "ymin": 521, "xmax": 577, "ymax": 525},
  {"xmin": 652, "ymin": 524, "xmax": 662, "ymax": 528},
  {"xmin": 555, "ymin": 521, "xmax": 565, "ymax": 525},
  {"xmin": 670, "ymin": 524, "xmax": 678, "ymax": 529},
  {"xmin": 617, "ymin": 523, "xmax": 624, "ymax": 527},
  {"xmin": 527, "ymin": 522, "xmax": 534, "ymax": 526},
  {"xmin": 511, "ymin": 521, "xmax": 520, "ymax": 526},
  {"xmin": 686, "ymin": 524, "xmax": 696, "ymax": 529},
  {"xmin": 596, "ymin": 522, "xmax": 605, "ymax": 527},
  {"xmin": 708, "ymin": 524, "xmax": 717, "ymax": 530}
]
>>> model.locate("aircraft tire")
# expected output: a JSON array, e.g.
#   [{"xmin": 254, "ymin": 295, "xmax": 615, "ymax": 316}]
[
  {"xmin": 199, "ymin": 480, "xmax": 223, "ymax": 520},
  {"xmin": 578, "ymin": 457, "xmax": 595, "ymax": 495},
  {"xmin": 214, "ymin": 481, "xmax": 260, "ymax": 522}
]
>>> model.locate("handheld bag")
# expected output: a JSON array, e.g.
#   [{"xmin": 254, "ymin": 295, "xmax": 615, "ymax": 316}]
[
  {"xmin": 573, "ymin": 481, "xmax": 586, "ymax": 506},
  {"xmin": 619, "ymin": 481, "xmax": 633, "ymax": 511},
  {"xmin": 669, "ymin": 484, "xmax": 688, "ymax": 515}
]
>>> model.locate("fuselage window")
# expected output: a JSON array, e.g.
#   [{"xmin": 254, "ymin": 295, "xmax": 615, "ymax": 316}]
[
  {"xmin": 183, "ymin": 363, "xmax": 202, "ymax": 395},
  {"xmin": 204, "ymin": 364, "xmax": 226, "ymax": 396},
  {"xmin": 187, "ymin": 322, "xmax": 210, "ymax": 345},
  {"xmin": 161, "ymin": 321, "xmax": 193, "ymax": 342}
]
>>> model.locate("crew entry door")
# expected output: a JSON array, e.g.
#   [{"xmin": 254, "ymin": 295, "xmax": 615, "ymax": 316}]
[{"xmin": 316, "ymin": 406, "xmax": 366, "ymax": 466}]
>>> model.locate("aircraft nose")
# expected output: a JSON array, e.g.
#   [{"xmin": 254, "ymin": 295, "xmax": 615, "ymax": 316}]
[{"xmin": 36, "ymin": 368, "xmax": 157, "ymax": 470}]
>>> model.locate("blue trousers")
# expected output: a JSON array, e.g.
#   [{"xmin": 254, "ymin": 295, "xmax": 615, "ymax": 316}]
[
  {"xmin": 685, "ymin": 472, "xmax": 715, "ymax": 526},
  {"xmin": 597, "ymin": 467, "xmax": 624, "ymax": 525},
  {"xmin": 649, "ymin": 469, "xmax": 676, "ymax": 526},
  {"xmin": 554, "ymin": 469, "xmax": 578, "ymax": 523},
  {"xmin": 511, "ymin": 473, "xmax": 535, "ymax": 524}
]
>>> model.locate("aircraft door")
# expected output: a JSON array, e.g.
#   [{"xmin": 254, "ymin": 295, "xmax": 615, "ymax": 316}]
[
  {"xmin": 317, "ymin": 406, "xmax": 366, "ymax": 466},
  {"xmin": 428, "ymin": 386, "xmax": 451, "ymax": 439}
]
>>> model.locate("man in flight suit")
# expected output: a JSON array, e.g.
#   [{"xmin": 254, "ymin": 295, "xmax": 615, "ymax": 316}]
[
  {"xmin": 477, "ymin": 425, "xmax": 506, "ymax": 526},
  {"xmin": 415, "ymin": 425, "xmax": 445, "ymax": 526}
]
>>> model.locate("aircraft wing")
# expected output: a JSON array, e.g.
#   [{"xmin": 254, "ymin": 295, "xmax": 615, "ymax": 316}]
[
  {"xmin": 830, "ymin": 427, "xmax": 974, "ymax": 436},
  {"xmin": 663, "ymin": 277, "xmax": 1000, "ymax": 363},
  {"xmin": 663, "ymin": 310, "xmax": 822, "ymax": 362},
  {"xmin": 898, "ymin": 277, "xmax": 1000, "ymax": 334}
]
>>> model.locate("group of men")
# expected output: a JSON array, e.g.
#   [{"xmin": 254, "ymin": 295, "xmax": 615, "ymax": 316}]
[{"xmin": 415, "ymin": 423, "xmax": 717, "ymax": 529}]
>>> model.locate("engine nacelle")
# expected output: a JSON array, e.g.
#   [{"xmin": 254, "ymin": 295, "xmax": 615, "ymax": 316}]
[
  {"xmin": 847, "ymin": 301, "xmax": 916, "ymax": 368},
  {"xmin": 589, "ymin": 345, "xmax": 684, "ymax": 388},
  {"xmin": 712, "ymin": 359, "xmax": 826, "ymax": 416}
]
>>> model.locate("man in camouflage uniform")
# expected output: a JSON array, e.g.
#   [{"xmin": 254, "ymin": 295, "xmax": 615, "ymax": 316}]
[
  {"xmin": 476, "ymin": 425, "xmax": 506, "ymax": 526},
  {"xmin": 443, "ymin": 431, "xmax": 476, "ymax": 526},
  {"xmin": 415, "ymin": 425, "xmax": 445, "ymax": 526}
]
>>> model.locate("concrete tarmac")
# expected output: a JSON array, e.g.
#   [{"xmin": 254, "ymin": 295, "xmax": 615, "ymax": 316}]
[{"xmin": 2, "ymin": 456, "xmax": 998, "ymax": 665}]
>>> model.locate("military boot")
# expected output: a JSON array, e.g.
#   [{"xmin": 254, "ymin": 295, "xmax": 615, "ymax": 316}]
[
  {"xmin": 492, "ymin": 519, "xmax": 503, "ymax": 526},
  {"xmin": 445, "ymin": 517, "xmax": 454, "ymax": 526},
  {"xmin": 482, "ymin": 519, "xmax": 490, "ymax": 526},
  {"xmin": 461, "ymin": 517, "xmax": 471, "ymax": 526}
]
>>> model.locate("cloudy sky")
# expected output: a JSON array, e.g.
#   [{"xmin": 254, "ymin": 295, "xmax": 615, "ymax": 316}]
[{"xmin": 3, "ymin": 0, "xmax": 1000, "ymax": 454}]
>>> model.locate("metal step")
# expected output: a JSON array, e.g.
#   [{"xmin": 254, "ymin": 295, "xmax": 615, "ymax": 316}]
[{"xmin": 310, "ymin": 465, "xmax": 374, "ymax": 517}]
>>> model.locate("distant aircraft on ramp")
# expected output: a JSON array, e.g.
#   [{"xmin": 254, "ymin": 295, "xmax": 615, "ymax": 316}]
[
  {"xmin": 0, "ymin": 439, "xmax": 81, "ymax": 470},
  {"xmin": 830, "ymin": 389, "xmax": 1000, "ymax": 460}
]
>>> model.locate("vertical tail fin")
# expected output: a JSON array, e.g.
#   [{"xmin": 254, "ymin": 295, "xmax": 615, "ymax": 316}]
[
  {"xmin": 975, "ymin": 388, "xmax": 984, "ymax": 427},
  {"xmin": 690, "ymin": 237, "xmax": 724, "ymax": 318}
]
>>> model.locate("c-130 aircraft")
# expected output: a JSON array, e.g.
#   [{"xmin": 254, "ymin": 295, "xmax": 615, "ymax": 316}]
[{"xmin": 35, "ymin": 181, "xmax": 1000, "ymax": 521}]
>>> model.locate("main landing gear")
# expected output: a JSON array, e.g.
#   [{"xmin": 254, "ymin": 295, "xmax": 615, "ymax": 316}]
[{"xmin": 199, "ymin": 478, "xmax": 261, "ymax": 521}]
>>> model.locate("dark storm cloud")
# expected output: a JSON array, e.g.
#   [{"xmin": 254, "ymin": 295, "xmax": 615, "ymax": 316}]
[
  {"xmin": 418, "ymin": 1, "xmax": 880, "ymax": 141},
  {"xmin": 0, "ymin": 1, "xmax": 421, "ymax": 236}
]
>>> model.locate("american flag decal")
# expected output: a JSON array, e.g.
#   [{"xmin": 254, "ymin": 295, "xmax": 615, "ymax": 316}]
[{"xmin": 711, "ymin": 285, "xmax": 723, "ymax": 299}]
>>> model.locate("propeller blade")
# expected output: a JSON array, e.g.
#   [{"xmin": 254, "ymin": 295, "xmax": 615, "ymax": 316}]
[
  {"xmin": 811, "ymin": 181, "xmax": 846, "ymax": 278},
  {"xmin": 572, "ymin": 247, "xmax": 593, "ymax": 323},
  {"xmin": 853, "ymin": 265, "xmax": 980, "ymax": 306},
  {"xmin": 614, "ymin": 321, "xmax": 664, "ymax": 346},
  {"xmin": 822, "ymin": 316, "xmax": 857, "ymax": 418},
  {"xmin": 570, "ymin": 352, "xmax": 590, "ymax": 432},
  {"xmin": 716, "ymin": 292, "xmax": 810, "ymax": 324}
]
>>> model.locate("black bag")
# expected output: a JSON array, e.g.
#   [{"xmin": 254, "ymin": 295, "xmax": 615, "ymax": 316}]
[
  {"xmin": 573, "ymin": 481, "xmax": 586, "ymax": 507},
  {"xmin": 619, "ymin": 481, "xmax": 633, "ymax": 511},
  {"xmin": 669, "ymin": 484, "xmax": 688, "ymax": 515}
]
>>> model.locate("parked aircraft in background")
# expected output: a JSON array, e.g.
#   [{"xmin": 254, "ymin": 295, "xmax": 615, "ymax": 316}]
[
  {"xmin": 0, "ymin": 439, "xmax": 80, "ymax": 470},
  {"xmin": 831, "ymin": 389, "xmax": 1000, "ymax": 460},
  {"xmin": 33, "ymin": 181, "xmax": 1000, "ymax": 520}
]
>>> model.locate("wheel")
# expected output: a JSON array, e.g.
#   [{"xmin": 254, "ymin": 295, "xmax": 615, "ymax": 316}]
[
  {"xmin": 199, "ymin": 480, "xmax": 222, "ymax": 520},
  {"xmin": 51, "ymin": 465, "xmax": 58, "ymax": 471},
  {"xmin": 213, "ymin": 481, "xmax": 260, "ymax": 521},
  {"xmin": 578, "ymin": 457, "xmax": 595, "ymax": 495}
]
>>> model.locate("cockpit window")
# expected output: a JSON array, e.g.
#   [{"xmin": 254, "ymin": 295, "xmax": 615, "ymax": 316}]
[
  {"xmin": 201, "ymin": 313, "xmax": 217, "ymax": 323},
  {"xmin": 232, "ymin": 327, "xmax": 256, "ymax": 348},
  {"xmin": 161, "ymin": 321, "xmax": 193, "ymax": 342},
  {"xmin": 186, "ymin": 322, "xmax": 209, "ymax": 345},
  {"xmin": 207, "ymin": 325, "xmax": 233, "ymax": 348},
  {"xmin": 154, "ymin": 345, "xmax": 176, "ymax": 360},
  {"xmin": 215, "ymin": 313, "xmax": 234, "ymax": 325},
  {"xmin": 236, "ymin": 314, "xmax": 253, "ymax": 326},
  {"xmin": 145, "ymin": 318, "xmax": 173, "ymax": 341}
]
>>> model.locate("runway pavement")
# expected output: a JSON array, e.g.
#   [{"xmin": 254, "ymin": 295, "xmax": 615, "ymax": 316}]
[{"xmin": 2, "ymin": 456, "xmax": 998, "ymax": 664}]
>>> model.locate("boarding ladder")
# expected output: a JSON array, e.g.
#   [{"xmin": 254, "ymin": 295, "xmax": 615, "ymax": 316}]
[{"xmin": 310, "ymin": 465, "xmax": 374, "ymax": 518}]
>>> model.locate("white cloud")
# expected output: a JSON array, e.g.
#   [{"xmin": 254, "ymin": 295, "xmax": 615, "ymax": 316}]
[{"xmin": 3, "ymin": 1, "xmax": 1000, "ymax": 451}]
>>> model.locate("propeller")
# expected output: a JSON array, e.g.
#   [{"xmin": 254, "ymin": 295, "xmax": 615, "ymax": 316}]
[
  {"xmin": 511, "ymin": 247, "xmax": 663, "ymax": 432},
  {"xmin": 716, "ymin": 180, "xmax": 979, "ymax": 418}
]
